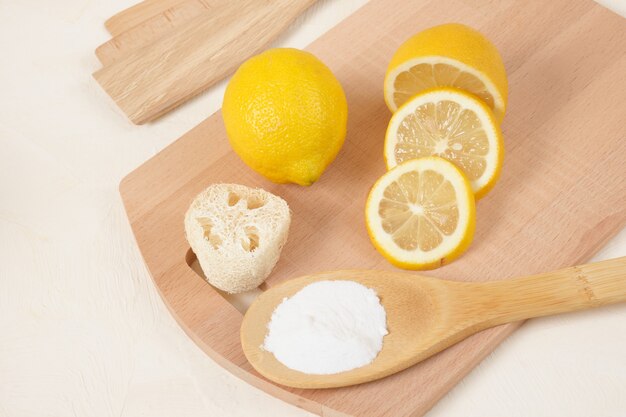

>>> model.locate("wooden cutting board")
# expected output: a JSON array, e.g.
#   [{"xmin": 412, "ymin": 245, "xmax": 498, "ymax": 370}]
[{"xmin": 119, "ymin": 0, "xmax": 626, "ymax": 415}]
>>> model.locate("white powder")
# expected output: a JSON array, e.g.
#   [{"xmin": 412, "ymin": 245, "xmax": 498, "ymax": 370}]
[{"xmin": 262, "ymin": 280, "xmax": 388, "ymax": 375}]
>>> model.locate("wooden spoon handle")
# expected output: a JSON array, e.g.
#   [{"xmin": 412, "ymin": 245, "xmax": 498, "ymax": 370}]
[{"xmin": 472, "ymin": 257, "xmax": 626, "ymax": 326}]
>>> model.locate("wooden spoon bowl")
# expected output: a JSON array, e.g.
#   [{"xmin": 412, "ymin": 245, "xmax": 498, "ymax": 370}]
[{"xmin": 241, "ymin": 257, "xmax": 626, "ymax": 389}]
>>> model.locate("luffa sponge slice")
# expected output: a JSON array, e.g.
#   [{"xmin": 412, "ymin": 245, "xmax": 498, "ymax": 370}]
[{"xmin": 185, "ymin": 184, "xmax": 291, "ymax": 293}]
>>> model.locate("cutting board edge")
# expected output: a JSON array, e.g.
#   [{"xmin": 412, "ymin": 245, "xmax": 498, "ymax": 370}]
[
  {"xmin": 115, "ymin": 0, "xmax": 626, "ymax": 414},
  {"xmin": 119, "ymin": 171, "xmax": 524, "ymax": 417},
  {"xmin": 118, "ymin": 137, "xmax": 626, "ymax": 417}
]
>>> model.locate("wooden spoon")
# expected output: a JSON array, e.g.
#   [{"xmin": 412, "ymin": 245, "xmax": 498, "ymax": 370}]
[{"xmin": 241, "ymin": 257, "xmax": 626, "ymax": 389}]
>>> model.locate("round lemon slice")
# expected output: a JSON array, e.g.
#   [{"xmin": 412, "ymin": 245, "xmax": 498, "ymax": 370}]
[
  {"xmin": 384, "ymin": 87, "xmax": 504, "ymax": 199},
  {"xmin": 365, "ymin": 157, "xmax": 475, "ymax": 270},
  {"xmin": 383, "ymin": 23, "xmax": 508, "ymax": 121}
]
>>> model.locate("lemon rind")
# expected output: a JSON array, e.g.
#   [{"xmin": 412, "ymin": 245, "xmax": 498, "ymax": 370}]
[{"xmin": 365, "ymin": 156, "xmax": 476, "ymax": 270}]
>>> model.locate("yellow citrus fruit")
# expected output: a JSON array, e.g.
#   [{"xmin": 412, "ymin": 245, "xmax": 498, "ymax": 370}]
[
  {"xmin": 384, "ymin": 87, "xmax": 504, "ymax": 199},
  {"xmin": 384, "ymin": 23, "xmax": 508, "ymax": 122},
  {"xmin": 222, "ymin": 48, "xmax": 348, "ymax": 186},
  {"xmin": 365, "ymin": 157, "xmax": 475, "ymax": 270}
]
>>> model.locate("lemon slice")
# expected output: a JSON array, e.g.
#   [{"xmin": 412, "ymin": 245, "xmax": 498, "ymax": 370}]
[
  {"xmin": 365, "ymin": 157, "xmax": 475, "ymax": 270},
  {"xmin": 385, "ymin": 87, "xmax": 504, "ymax": 199},
  {"xmin": 384, "ymin": 23, "xmax": 507, "ymax": 121}
]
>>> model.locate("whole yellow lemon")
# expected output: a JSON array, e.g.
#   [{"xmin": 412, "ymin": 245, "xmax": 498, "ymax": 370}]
[{"xmin": 222, "ymin": 48, "xmax": 348, "ymax": 186}]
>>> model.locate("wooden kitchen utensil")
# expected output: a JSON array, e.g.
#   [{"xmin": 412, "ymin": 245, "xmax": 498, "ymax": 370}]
[
  {"xmin": 105, "ymin": 0, "xmax": 183, "ymax": 36},
  {"xmin": 94, "ymin": 0, "xmax": 317, "ymax": 124},
  {"xmin": 96, "ymin": 0, "xmax": 217, "ymax": 66},
  {"xmin": 241, "ymin": 257, "xmax": 626, "ymax": 389},
  {"xmin": 119, "ymin": 0, "xmax": 626, "ymax": 415}
]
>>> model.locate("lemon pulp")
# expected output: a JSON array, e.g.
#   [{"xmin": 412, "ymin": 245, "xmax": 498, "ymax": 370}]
[
  {"xmin": 392, "ymin": 60, "xmax": 496, "ymax": 117},
  {"xmin": 380, "ymin": 169, "xmax": 460, "ymax": 252},
  {"xmin": 385, "ymin": 88, "xmax": 503, "ymax": 198}
]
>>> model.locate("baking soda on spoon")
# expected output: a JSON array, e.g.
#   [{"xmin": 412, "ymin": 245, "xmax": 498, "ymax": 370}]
[{"xmin": 263, "ymin": 280, "xmax": 388, "ymax": 374}]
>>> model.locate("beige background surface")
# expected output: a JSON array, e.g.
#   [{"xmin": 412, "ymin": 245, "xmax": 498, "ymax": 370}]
[{"xmin": 1, "ymin": 1, "xmax": 625, "ymax": 416}]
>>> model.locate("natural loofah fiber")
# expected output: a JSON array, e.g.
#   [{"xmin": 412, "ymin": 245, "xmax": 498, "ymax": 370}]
[{"xmin": 185, "ymin": 184, "xmax": 291, "ymax": 293}]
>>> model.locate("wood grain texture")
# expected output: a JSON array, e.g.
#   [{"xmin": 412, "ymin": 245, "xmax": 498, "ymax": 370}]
[
  {"xmin": 94, "ymin": 0, "xmax": 317, "ymax": 124},
  {"xmin": 105, "ymin": 0, "xmax": 183, "ymax": 36},
  {"xmin": 119, "ymin": 0, "xmax": 626, "ymax": 415},
  {"xmin": 97, "ymin": 0, "xmax": 217, "ymax": 66}
]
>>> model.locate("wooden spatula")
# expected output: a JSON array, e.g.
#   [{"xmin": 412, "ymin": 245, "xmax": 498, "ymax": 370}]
[
  {"xmin": 94, "ymin": 0, "xmax": 317, "ymax": 124},
  {"xmin": 105, "ymin": 0, "xmax": 183, "ymax": 36},
  {"xmin": 96, "ymin": 0, "xmax": 221, "ymax": 66},
  {"xmin": 241, "ymin": 257, "xmax": 626, "ymax": 389}
]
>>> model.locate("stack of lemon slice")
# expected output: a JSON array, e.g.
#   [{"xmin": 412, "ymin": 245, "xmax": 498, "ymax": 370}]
[{"xmin": 366, "ymin": 23, "xmax": 507, "ymax": 270}]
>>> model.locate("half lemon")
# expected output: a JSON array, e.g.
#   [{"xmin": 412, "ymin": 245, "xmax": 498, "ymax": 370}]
[{"xmin": 384, "ymin": 23, "xmax": 507, "ymax": 122}]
